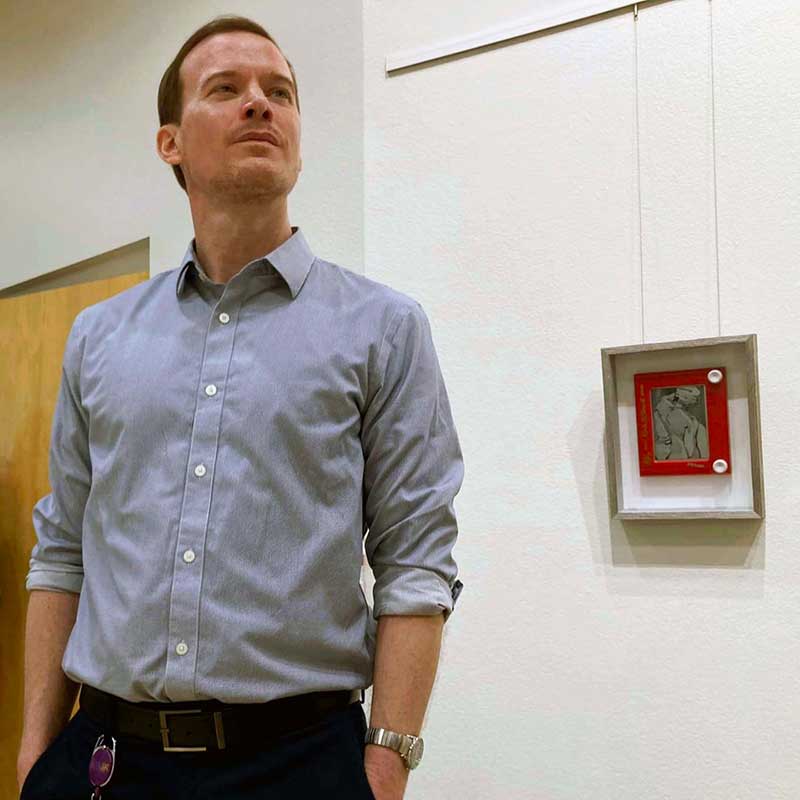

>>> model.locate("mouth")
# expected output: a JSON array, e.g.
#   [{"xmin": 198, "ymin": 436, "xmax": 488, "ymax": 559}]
[
  {"xmin": 237, "ymin": 134, "xmax": 279, "ymax": 146},
  {"xmin": 238, "ymin": 139, "xmax": 276, "ymax": 146}
]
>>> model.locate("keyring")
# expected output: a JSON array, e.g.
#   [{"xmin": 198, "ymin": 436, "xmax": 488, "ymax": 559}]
[{"xmin": 88, "ymin": 734, "xmax": 116, "ymax": 799}]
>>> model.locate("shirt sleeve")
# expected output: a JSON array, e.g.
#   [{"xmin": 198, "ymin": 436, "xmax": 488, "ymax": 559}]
[
  {"xmin": 26, "ymin": 311, "xmax": 90, "ymax": 595},
  {"xmin": 361, "ymin": 301, "xmax": 465, "ymax": 623}
]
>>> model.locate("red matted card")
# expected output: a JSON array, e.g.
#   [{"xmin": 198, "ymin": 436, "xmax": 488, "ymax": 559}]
[{"xmin": 634, "ymin": 367, "xmax": 732, "ymax": 477}]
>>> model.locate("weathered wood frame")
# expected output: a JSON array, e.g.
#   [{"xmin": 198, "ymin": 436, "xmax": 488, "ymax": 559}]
[{"xmin": 601, "ymin": 334, "xmax": 765, "ymax": 520}]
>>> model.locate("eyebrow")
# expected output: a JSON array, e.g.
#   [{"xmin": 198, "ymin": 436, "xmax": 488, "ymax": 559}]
[{"xmin": 199, "ymin": 69, "xmax": 294, "ymax": 93}]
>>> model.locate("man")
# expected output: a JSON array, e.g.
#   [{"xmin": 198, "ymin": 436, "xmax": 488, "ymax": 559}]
[
  {"xmin": 17, "ymin": 14, "xmax": 464, "ymax": 800},
  {"xmin": 653, "ymin": 385, "xmax": 709, "ymax": 461}
]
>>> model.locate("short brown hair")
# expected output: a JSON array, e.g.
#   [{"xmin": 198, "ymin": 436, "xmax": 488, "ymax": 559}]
[{"xmin": 157, "ymin": 14, "xmax": 300, "ymax": 192}]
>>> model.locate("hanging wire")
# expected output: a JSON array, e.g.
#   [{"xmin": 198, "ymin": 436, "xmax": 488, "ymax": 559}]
[
  {"xmin": 633, "ymin": 4, "xmax": 645, "ymax": 343},
  {"xmin": 634, "ymin": 1, "xmax": 720, "ymax": 342},
  {"xmin": 708, "ymin": 0, "xmax": 722, "ymax": 336}
]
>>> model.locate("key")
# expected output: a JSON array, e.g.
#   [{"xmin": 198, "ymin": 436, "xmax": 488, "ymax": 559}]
[{"xmin": 88, "ymin": 734, "xmax": 116, "ymax": 799}]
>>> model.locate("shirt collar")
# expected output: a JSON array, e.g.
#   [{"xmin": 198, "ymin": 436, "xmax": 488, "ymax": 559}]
[{"xmin": 175, "ymin": 226, "xmax": 316, "ymax": 299}]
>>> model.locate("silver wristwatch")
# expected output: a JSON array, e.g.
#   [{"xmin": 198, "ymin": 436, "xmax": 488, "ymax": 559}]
[{"xmin": 365, "ymin": 727, "xmax": 425, "ymax": 769}]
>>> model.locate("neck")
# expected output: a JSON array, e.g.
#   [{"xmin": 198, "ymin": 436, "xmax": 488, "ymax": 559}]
[{"xmin": 188, "ymin": 191, "xmax": 293, "ymax": 284}]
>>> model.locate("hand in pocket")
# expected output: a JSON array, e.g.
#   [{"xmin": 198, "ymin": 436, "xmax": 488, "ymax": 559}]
[{"xmin": 17, "ymin": 742, "xmax": 50, "ymax": 796}]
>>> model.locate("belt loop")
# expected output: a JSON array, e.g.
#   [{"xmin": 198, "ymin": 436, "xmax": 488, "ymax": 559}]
[{"xmin": 213, "ymin": 711, "xmax": 226, "ymax": 750}]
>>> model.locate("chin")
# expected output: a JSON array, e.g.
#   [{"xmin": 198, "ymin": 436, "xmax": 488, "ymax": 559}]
[{"xmin": 209, "ymin": 171, "xmax": 291, "ymax": 199}]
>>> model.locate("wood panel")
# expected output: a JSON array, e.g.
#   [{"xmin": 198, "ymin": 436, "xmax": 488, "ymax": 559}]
[{"xmin": 0, "ymin": 271, "xmax": 148, "ymax": 794}]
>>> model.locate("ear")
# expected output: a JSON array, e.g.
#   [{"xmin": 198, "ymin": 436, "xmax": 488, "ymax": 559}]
[{"xmin": 156, "ymin": 124, "xmax": 182, "ymax": 167}]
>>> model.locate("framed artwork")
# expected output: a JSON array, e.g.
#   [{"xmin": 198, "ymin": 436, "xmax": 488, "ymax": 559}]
[
  {"xmin": 600, "ymin": 335, "xmax": 765, "ymax": 521},
  {"xmin": 634, "ymin": 367, "xmax": 731, "ymax": 477}
]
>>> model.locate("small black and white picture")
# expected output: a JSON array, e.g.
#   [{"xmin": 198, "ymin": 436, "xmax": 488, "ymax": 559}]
[{"xmin": 651, "ymin": 385, "xmax": 709, "ymax": 460}]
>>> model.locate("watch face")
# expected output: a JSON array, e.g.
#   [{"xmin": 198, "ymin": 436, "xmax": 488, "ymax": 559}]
[{"xmin": 408, "ymin": 738, "xmax": 424, "ymax": 769}]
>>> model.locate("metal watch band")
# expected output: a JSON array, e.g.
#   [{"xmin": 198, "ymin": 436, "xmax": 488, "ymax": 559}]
[{"xmin": 365, "ymin": 727, "xmax": 424, "ymax": 769}]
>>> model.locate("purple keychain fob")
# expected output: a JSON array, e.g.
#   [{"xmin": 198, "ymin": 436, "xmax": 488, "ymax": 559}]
[{"xmin": 88, "ymin": 734, "xmax": 116, "ymax": 799}]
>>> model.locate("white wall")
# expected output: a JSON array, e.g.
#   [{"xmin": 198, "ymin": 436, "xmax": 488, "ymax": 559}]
[
  {"xmin": 0, "ymin": 0, "xmax": 363, "ymax": 291},
  {"xmin": 5, "ymin": 0, "xmax": 800, "ymax": 797},
  {"xmin": 365, "ymin": 0, "xmax": 800, "ymax": 798}
]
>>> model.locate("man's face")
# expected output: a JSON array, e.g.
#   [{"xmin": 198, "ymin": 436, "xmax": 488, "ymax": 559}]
[{"xmin": 159, "ymin": 31, "xmax": 301, "ymax": 200}]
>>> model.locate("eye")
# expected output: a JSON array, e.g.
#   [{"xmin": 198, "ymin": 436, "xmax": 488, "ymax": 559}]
[
  {"xmin": 273, "ymin": 88, "xmax": 292, "ymax": 99},
  {"xmin": 216, "ymin": 84, "xmax": 235, "ymax": 92}
]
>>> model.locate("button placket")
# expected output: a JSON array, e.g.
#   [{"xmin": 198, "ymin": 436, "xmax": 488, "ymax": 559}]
[{"xmin": 165, "ymin": 300, "xmax": 240, "ymax": 700}]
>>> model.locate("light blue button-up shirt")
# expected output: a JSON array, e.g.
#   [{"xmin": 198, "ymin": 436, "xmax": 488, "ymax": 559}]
[{"xmin": 26, "ymin": 226, "xmax": 465, "ymax": 703}]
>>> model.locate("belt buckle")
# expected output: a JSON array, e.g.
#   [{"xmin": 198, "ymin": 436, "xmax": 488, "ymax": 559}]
[{"xmin": 158, "ymin": 709, "xmax": 226, "ymax": 752}]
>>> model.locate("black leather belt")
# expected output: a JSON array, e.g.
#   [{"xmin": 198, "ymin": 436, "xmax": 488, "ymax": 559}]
[{"xmin": 79, "ymin": 683, "xmax": 361, "ymax": 753}]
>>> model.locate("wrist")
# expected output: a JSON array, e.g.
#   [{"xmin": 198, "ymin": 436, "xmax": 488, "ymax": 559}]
[
  {"xmin": 365, "ymin": 743, "xmax": 408, "ymax": 773},
  {"xmin": 19, "ymin": 729, "xmax": 54, "ymax": 754},
  {"xmin": 19, "ymin": 712, "xmax": 72, "ymax": 757}
]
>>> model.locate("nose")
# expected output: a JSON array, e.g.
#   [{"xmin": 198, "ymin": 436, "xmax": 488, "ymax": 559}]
[{"xmin": 242, "ymin": 90, "xmax": 273, "ymax": 120}]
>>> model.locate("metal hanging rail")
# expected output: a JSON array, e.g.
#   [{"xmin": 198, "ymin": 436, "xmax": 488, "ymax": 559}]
[{"xmin": 385, "ymin": 0, "xmax": 678, "ymax": 74}]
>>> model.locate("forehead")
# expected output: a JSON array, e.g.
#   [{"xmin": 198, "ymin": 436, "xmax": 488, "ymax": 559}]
[{"xmin": 181, "ymin": 31, "xmax": 291, "ymax": 90}]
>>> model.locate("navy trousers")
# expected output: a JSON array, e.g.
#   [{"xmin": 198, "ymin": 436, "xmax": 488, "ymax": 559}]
[{"xmin": 20, "ymin": 698, "xmax": 376, "ymax": 799}]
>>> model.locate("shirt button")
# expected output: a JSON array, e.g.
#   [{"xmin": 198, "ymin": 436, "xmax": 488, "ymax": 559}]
[
  {"xmin": 194, "ymin": 464, "xmax": 206, "ymax": 477},
  {"xmin": 205, "ymin": 384, "xmax": 217, "ymax": 397},
  {"xmin": 219, "ymin": 312, "xmax": 230, "ymax": 324},
  {"xmin": 183, "ymin": 549, "xmax": 196, "ymax": 563},
  {"xmin": 176, "ymin": 641, "xmax": 189, "ymax": 656}
]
